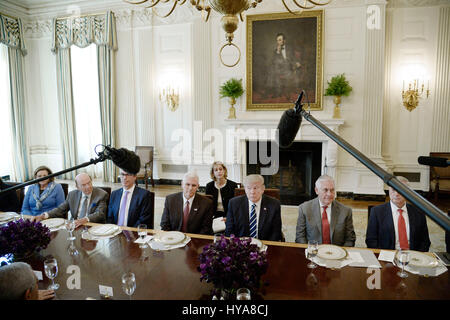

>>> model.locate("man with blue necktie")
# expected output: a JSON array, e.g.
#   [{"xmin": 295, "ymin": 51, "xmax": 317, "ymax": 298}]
[
  {"xmin": 107, "ymin": 169, "xmax": 153, "ymax": 228},
  {"xmin": 225, "ymin": 174, "xmax": 282, "ymax": 241}
]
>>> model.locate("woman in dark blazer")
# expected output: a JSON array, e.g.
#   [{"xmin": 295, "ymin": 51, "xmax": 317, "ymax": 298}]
[{"xmin": 205, "ymin": 161, "xmax": 238, "ymax": 219}]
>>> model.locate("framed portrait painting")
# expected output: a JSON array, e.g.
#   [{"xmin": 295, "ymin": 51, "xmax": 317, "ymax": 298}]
[{"xmin": 246, "ymin": 10, "xmax": 323, "ymax": 110}]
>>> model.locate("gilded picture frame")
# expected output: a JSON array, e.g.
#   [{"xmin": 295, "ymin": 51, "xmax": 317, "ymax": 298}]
[{"xmin": 246, "ymin": 10, "xmax": 323, "ymax": 110}]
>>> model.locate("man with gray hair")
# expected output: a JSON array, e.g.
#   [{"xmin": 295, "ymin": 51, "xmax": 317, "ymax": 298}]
[
  {"xmin": 0, "ymin": 262, "xmax": 55, "ymax": 300},
  {"xmin": 33, "ymin": 172, "xmax": 109, "ymax": 228},
  {"xmin": 366, "ymin": 176, "xmax": 430, "ymax": 251},
  {"xmin": 225, "ymin": 174, "xmax": 282, "ymax": 241},
  {"xmin": 160, "ymin": 171, "xmax": 214, "ymax": 235},
  {"xmin": 295, "ymin": 174, "xmax": 356, "ymax": 246}
]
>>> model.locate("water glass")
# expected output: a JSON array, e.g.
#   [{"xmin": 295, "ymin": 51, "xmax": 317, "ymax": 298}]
[
  {"xmin": 137, "ymin": 224, "xmax": 147, "ymax": 248},
  {"xmin": 121, "ymin": 272, "xmax": 136, "ymax": 299},
  {"xmin": 307, "ymin": 240, "xmax": 319, "ymax": 269},
  {"xmin": 236, "ymin": 288, "xmax": 251, "ymax": 300},
  {"xmin": 213, "ymin": 233, "xmax": 223, "ymax": 243},
  {"xmin": 44, "ymin": 258, "xmax": 60, "ymax": 290},
  {"xmin": 396, "ymin": 250, "xmax": 410, "ymax": 278},
  {"xmin": 66, "ymin": 218, "xmax": 76, "ymax": 241}
]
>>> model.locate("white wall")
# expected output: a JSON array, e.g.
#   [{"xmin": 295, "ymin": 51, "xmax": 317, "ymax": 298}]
[{"xmin": 4, "ymin": 0, "xmax": 447, "ymax": 193}]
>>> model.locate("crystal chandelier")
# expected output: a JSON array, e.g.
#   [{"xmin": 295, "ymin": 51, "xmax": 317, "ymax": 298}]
[{"xmin": 124, "ymin": 0, "xmax": 330, "ymax": 67}]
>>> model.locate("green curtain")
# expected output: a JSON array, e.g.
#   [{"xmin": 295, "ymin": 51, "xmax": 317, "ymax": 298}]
[{"xmin": 0, "ymin": 13, "xmax": 30, "ymax": 181}]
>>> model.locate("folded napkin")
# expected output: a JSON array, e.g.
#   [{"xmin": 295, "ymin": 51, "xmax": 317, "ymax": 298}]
[
  {"xmin": 134, "ymin": 235, "xmax": 154, "ymax": 244},
  {"xmin": 212, "ymin": 217, "xmax": 226, "ymax": 233},
  {"xmin": 91, "ymin": 225, "xmax": 116, "ymax": 235}
]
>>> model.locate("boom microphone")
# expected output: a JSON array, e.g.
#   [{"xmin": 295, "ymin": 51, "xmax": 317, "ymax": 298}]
[
  {"xmin": 103, "ymin": 146, "xmax": 141, "ymax": 175},
  {"xmin": 276, "ymin": 91, "xmax": 304, "ymax": 148},
  {"xmin": 418, "ymin": 156, "xmax": 450, "ymax": 167}
]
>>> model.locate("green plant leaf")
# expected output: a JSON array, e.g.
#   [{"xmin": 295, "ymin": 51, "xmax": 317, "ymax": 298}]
[
  {"xmin": 219, "ymin": 78, "xmax": 244, "ymax": 99},
  {"xmin": 324, "ymin": 73, "xmax": 353, "ymax": 96}
]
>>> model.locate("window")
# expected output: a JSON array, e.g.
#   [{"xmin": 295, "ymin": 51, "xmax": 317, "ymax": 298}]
[
  {"xmin": 0, "ymin": 44, "xmax": 15, "ymax": 180},
  {"xmin": 70, "ymin": 44, "xmax": 103, "ymax": 178}
]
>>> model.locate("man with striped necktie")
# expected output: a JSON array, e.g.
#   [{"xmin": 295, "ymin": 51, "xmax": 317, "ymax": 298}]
[{"xmin": 225, "ymin": 174, "xmax": 282, "ymax": 241}]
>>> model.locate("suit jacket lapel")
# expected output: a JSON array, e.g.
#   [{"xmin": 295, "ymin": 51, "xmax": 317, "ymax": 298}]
[
  {"xmin": 406, "ymin": 204, "xmax": 415, "ymax": 248},
  {"xmin": 258, "ymin": 196, "xmax": 268, "ymax": 236},
  {"xmin": 127, "ymin": 188, "xmax": 139, "ymax": 226},
  {"xmin": 188, "ymin": 194, "xmax": 201, "ymax": 227},
  {"xmin": 88, "ymin": 188, "xmax": 97, "ymax": 214},
  {"xmin": 177, "ymin": 193, "xmax": 184, "ymax": 230},
  {"xmin": 73, "ymin": 191, "xmax": 82, "ymax": 219},
  {"xmin": 330, "ymin": 201, "xmax": 339, "ymax": 241},
  {"xmin": 115, "ymin": 188, "xmax": 124, "ymax": 223},
  {"xmin": 385, "ymin": 204, "xmax": 396, "ymax": 247},
  {"xmin": 242, "ymin": 196, "xmax": 250, "ymax": 233},
  {"xmin": 313, "ymin": 198, "xmax": 322, "ymax": 238}
]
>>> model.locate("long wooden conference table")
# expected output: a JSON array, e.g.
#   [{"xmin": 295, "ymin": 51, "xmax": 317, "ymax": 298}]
[{"xmin": 24, "ymin": 222, "xmax": 449, "ymax": 300}]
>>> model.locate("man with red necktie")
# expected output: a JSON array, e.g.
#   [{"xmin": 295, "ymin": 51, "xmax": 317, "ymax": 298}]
[
  {"xmin": 295, "ymin": 175, "xmax": 356, "ymax": 246},
  {"xmin": 366, "ymin": 176, "xmax": 430, "ymax": 252}
]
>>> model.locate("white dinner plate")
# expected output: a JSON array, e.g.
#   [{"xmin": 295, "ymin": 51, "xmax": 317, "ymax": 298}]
[
  {"xmin": 89, "ymin": 224, "xmax": 119, "ymax": 236},
  {"xmin": 0, "ymin": 212, "xmax": 19, "ymax": 222},
  {"xmin": 155, "ymin": 231, "xmax": 186, "ymax": 245},
  {"xmin": 399, "ymin": 250, "xmax": 439, "ymax": 268},
  {"xmin": 316, "ymin": 244, "xmax": 347, "ymax": 260},
  {"xmin": 41, "ymin": 218, "xmax": 65, "ymax": 229}
]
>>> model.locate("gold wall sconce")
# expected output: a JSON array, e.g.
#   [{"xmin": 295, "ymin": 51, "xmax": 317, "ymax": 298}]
[
  {"xmin": 401, "ymin": 79, "xmax": 430, "ymax": 112},
  {"xmin": 159, "ymin": 86, "xmax": 180, "ymax": 112}
]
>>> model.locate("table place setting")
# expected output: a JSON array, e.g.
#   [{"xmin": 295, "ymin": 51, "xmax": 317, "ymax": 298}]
[
  {"xmin": 82, "ymin": 224, "xmax": 122, "ymax": 241},
  {"xmin": 148, "ymin": 231, "xmax": 191, "ymax": 251},
  {"xmin": 305, "ymin": 244, "xmax": 353, "ymax": 269},
  {"xmin": 392, "ymin": 250, "xmax": 448, "ymax": 277},
  {"xmin": 0, "ymin": 211, "xmax": 20, "ymax": 224},
  {"xmin": 41, "ymin": 218, "xmax": 66, "ymax": 232}
]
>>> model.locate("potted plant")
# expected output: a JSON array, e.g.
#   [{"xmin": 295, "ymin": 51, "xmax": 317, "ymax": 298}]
[
  {"xmin": 324, "ymin": 73, "xmax": 353, "ymax": 118},
  {"xmin": 0, "ymin": 219, "xmax": 51, "ymax": 261},
  {"xmin": 198, "ymin": 235, "xmax": 268, "ymax": 299},
  {"xmin": 219, "ymin": 78, "xmax": 244, "ymax": 119}
]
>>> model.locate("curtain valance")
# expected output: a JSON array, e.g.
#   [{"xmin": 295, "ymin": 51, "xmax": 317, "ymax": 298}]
[
  {"xmin": 52, "ymin": 11, "xmax": 117, "ymax": 52},
  {"xmin": 0, "ymin": 13, "xmax": 27, "ymax": 56}
]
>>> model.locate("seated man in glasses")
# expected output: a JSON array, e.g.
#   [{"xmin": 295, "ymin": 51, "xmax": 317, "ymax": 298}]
[
  {"xmin": 107, "ymin": 169, "xmax": 154, "ymax": 228},
  {"xmin": 33, "ymin": 173, "xmax": 108, "ymax": 228}
]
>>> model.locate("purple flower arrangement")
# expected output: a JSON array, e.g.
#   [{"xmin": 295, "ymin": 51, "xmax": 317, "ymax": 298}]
[
  {"xmin": 0, "ymin": 219, "xmax": 51, "ymax": 259},
  {"xmin": 198, "ymin": 235, "xmax": 268, "ymax": 293}
]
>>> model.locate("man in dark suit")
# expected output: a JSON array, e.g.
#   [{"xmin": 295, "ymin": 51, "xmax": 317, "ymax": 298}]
[
  {"xmin": 295, "ymin": 175, "xmax": 356, "ymax": 247},
  {"xmin": 0, "ymin": 177, "xmax": 21, "ymax": 212},
  {"xmin": 225, "ymin": 174, "xmax": 282, "ymax": 241},
  {"xmin": 107, "ymin": 169, "xmax": 153, "ymax": 228},
  {"xmin": 160, "ymin": 172, "xmax": 213, "ymax": 235},
  {"xmin": 34, "ymin": 173, "xmax": 108, "ymax": 227},
  {"xmin": 366, "ymin": 176, "xmax": 431, "ymax": 252}
]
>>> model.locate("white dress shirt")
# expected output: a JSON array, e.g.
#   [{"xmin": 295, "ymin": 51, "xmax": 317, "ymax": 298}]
[
  {"xmin": 76, "ymin": 192, "xmax": 92, "ymax": 221},
  {"xmin": 120, "ymin": 184, "xmax": 135, "ymax": 227},
  {"xmin": 390, "ymin": 201, "xmax": 410, "ymax": 250},
  {"xmin": 318, "ymin": 200, "xmax": 332, "ymax": 223},
  {"xmin": 182, "ymin": 193, "xmax": 195, "ymax": 213},
  {"xmin": 248, "ymin": 197, "xmax": 262, "ymax": 238}
]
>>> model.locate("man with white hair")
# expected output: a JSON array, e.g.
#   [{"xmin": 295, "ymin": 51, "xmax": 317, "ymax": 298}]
[
  {"xmin": 225, "ymin": 174, "xmax": 282, "ymax": 241},
  {"xmin": 366, "ymin": 176, "xmax": 430, "ymax": 252},
  {"xmin": 0, "ymin": 262, "xmax": 55, "ymax": 300},
  {"xmin": 160, "ymin": 171, "xmax": 214, "ymax": 235},
  {"xmin": 295, "ymin": 174, "xmax": 356, "ymax": 246},
  {"xmin": 34, "ymin": 173, "xmax": 108, "ymax": 228}
]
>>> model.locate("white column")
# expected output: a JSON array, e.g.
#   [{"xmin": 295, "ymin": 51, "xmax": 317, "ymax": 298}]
[
  {"xmin": 431, "ymin": 7, "xmax": 450, "ymax": 152},
  {"xmin": 354, "ymin": 0, "xmax": 388, "ymax": 195}
]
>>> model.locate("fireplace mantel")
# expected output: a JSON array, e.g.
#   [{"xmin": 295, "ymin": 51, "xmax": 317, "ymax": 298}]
[{"xmin": 224, "ymin": 117, "xmax": 345, "ymax": 182}]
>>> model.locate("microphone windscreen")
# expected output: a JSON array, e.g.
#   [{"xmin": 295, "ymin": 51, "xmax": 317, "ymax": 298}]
[
  {"xmin": 418, "ymin": 156, "xmax": 448, "ymax": 167},
  {"xmin": 107, "ymin": 147, "xmax": 141, "ymax": 175},
  {"xmin": 277, "ymin": 108, "xmax": 302, "ymax": 148}
]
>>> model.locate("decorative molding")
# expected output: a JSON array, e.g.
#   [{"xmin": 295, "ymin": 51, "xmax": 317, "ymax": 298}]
[
  {"xmin": 387, "ymin": 0, "xmax": 450, "ymax": 8},
  {"xmin": 23, "ymin": 19, "xmax": 52, "ymax": 38}
]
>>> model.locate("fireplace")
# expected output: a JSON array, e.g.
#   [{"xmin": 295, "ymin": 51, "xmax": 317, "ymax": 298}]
[{"xmin": 246, "ymin": 141, "xmax": 322, "ymax": 205}]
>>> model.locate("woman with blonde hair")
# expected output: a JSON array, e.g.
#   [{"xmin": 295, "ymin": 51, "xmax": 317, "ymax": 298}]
[
  {"xmin": 205, "ymin": 161, "xmax": 238, "ymax": 219},
  {"xmin": 21, "ymin": 166, "xmax": 65, "ymax": 216}
]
